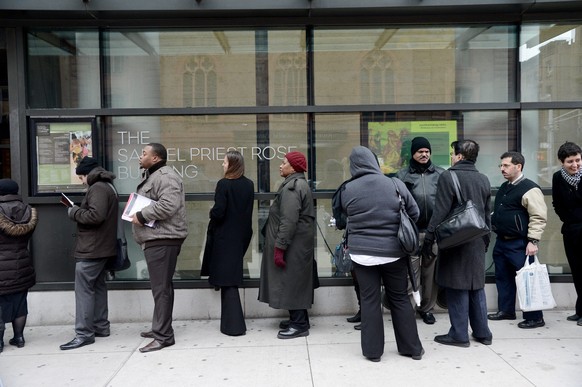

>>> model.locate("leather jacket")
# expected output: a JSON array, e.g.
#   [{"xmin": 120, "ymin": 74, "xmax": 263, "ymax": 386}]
[{"xmin": 396, "ymin": 162, "xmax": 444, "ymax": 230}]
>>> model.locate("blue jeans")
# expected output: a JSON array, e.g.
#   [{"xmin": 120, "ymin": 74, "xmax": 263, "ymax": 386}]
[
  {"xmin": 493, "ymin": 238, "xmax": 543, "ymax": 320},
  {"xmin": 446, "ymin": 287, "xmax": 491, "ymax": 342}
]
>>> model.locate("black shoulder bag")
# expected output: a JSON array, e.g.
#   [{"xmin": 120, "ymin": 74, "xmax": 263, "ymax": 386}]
[{"xmin": 434, "ymin": 171, "xmax": 489, "ymax": 250}]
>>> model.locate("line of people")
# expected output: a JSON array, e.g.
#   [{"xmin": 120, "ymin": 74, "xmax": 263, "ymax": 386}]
[{"xmin": 1, "ymin": 140, "xmax": 581, "ymax": 360}]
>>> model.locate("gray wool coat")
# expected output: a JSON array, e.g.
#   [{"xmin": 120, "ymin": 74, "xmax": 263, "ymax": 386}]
[
  {"xmin": 258, "ymin": 172, "xmax": 315, "ymax": 310},
  {"xmin": 426, "ymin": 161, "xmax": 491, "ymax": 290}
]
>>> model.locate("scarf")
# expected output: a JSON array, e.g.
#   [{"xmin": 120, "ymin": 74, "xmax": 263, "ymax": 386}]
[
  {"xmin": 561, "ymin": 167, "xmax": 582, "ymax": 187},
  {"xmin": 409, "ymin": 158, "xmax": 432, "ymax": 174}
]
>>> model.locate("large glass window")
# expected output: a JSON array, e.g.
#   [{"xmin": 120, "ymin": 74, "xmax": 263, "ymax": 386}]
[
  {"xmin": 103, "ymin": 30, "xmax": 257, "ymax": 108},
  {"xmin": 106, "ymin": 114, "xmax": 308, "ymax": 279},
  {"xmin": 521, "ymin": 109, "xmax": 582, "ymax": 188},
  {"xmin": 27, "ymin": 30, "xmax": 100, "ymax": 108},
  {"xmin": 102, "ymin": 29, "xmax": 306, "ymax": 109},
  {"xmin": 24, "ymin": 23, "xmax": 578, "ymax": 282},
  {"xmin": 521, "ymin": 24, "xmax": 582, "ymax": 102},
  {"xmin": 314, "ymin": 26, "xmax": 517, "ymax": 105}
]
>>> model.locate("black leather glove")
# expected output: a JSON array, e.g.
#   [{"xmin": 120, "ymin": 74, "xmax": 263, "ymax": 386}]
[{"xmin": 421, "ymin": 238, "xmax": 435, "ymax": 259}]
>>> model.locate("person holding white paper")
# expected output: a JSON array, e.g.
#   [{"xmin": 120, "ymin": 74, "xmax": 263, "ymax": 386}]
[
  {"xmin": 60, "ymin": 157, "xmax": 118, "ymax": 350},
  {"xmin": 131, "ymin": 143, "xmax": 188, "ymax": 353}
]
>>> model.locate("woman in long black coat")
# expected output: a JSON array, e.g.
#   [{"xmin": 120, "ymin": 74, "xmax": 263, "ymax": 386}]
[
  {"xmin": 552, "ymin": 141, "xmax": 582, "ymax": 325},
  {"xmin": 201, "ymin": 151, "xmax": 254, "ymax": 336},
  {"xmin": 0, "ymin": 179, "xmax": 38, "ymax": 352}
]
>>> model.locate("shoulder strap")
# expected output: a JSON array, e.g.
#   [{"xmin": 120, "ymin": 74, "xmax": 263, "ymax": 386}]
[
  {"xmin": 449, "ymin": 171, "xmax": 464, "ymax": 203},
  {"xmin": 106, "ymin": 183, "xmax": 125, "ymax": 239},
  {"xmin": 390, "ymin": 178, "xmax": 406, "ymax": 211}
]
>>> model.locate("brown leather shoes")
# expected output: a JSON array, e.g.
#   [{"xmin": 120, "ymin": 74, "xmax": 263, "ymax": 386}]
[
  {"xmin": 140, "ymin": 331, "xmax": 154, "ymax": 338},
  {"xmin": 139, "ymin": 339, "xmax": 175, "ymax": 353}
]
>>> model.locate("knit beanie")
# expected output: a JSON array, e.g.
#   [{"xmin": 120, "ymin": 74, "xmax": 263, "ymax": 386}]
[
  {"xmin": 0, "ymin": 179, "xmax": 19, "ymax": 195},
  {"xmin": 285, "ymin": 151, "xmax": 307, "ymax": 173},
  {"xmin": 75, "ymin": 156, "xmax": 99, "ymax": 175},
  {"xmin": 410, "ymin": 137, "xmax": 432, "ymax": 154}
]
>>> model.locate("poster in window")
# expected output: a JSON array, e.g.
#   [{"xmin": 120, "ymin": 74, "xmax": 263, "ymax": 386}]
[
  {"xmin": 368, "ymin": 121, "xmax": 457, "ymax": 174},
  {"xmin": 32, "ymin": 118, "xmax": 95, "ymax": 194}
]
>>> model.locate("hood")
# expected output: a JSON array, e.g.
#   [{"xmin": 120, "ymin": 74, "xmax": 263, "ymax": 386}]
[
  {"xmin": 349, "ymin": 146, "xmax": 382, "ymax": 178},
  {"xmin": 87, "ymin": 167, "xmax": 116, "ymax": 186}
]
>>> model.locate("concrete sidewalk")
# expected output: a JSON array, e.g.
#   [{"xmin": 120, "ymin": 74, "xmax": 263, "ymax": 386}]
[{"xmin": 0, "ymin": 310, "xmax": 580, "ymax": 387}]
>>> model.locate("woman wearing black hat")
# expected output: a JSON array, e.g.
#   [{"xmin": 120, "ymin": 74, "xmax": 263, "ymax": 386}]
[{"xmin": 0, "ymin": 179, "xmax": 38, "ymax": 352}]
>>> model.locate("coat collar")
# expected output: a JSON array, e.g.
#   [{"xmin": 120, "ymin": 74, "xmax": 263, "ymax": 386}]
[{"xmin": 450, "ymin": 160, "xmax": 477, "ymax": 172}]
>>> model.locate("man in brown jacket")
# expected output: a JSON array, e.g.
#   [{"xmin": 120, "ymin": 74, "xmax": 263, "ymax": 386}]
[{"xmin": 60, "ymin": 157, "xmax": 118, "ymax": 350}]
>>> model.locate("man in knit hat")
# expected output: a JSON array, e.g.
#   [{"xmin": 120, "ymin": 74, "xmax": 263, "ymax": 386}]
[
  {"xmin": 396, "ymin": 137, "xmax": 444, "ymax": 324},
  {"xmin": 60, "ymin": 157, "xmax": 119, "ymax": 350}
]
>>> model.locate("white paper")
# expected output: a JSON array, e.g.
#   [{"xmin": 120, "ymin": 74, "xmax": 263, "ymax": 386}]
[{"xmin": 122, "ymin": 192, "xmax": 156, "ymax": 228}]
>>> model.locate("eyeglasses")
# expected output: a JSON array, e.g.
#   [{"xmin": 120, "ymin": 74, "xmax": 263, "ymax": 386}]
[{"xmin": 498, "ymin": 164, "xmax": 514, "ymax": 169}]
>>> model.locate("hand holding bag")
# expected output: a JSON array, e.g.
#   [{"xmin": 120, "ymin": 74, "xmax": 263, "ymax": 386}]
[
  {"xmin": 106, "ymin": 183, "xmax": 131, "ymax": 272},
  {"xmin": 434, "ymin": 171, "xmax": 489, "ymax": 250},
  {"xmin": 516, "ymin": 255, "xmax": 556, "ymax": 312},
  {"xmin": 391, "ymin": 178, "xmax": 420, "ymax": 256}
]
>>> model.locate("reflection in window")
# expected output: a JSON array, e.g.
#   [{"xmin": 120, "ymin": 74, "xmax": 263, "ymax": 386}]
[
  {"xmin": 27, "ymin": 30, "xmax": 100, "ymax": 108},
  {"xmin": 521, "ymin": 24, "xmax": 582, "ymax": 102},
  {"xmin": 182, "ymin": 56, "xmax": 217, "ymax": 107},
  {"xmin": 360, "ymin": 50, "xmax": 394, "ymax": 104},
  {"xmin": 273, "ymin": 53, "xmax": 306, "ymax": 106},
  {"xmin": 315, "ymin": 26, "xmax": 516, "ymax": 105}
]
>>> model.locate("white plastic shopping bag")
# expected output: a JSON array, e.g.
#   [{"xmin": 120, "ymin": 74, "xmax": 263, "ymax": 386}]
[{"xmin": 515, "ymin": 255, "xmax": 557, "ymax": 312}]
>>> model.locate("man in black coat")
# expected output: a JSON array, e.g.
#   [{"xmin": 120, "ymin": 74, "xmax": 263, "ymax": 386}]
[{"xmin": 425, "ymin": 140, "xmax": 492, "ymax": 347}]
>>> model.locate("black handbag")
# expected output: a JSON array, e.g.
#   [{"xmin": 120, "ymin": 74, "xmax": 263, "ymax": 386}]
[
  {"xmin": 434, "ymin": 171, "xmax": 489, "ymax": 250},
  {"xmin": 332, "ymin": 231, "xmax": 352, "ymax": 276},
  {"xmin": 106, "ymin": 183, "xmax": 131, "ymax": 272},
  {"xmin": 391, "ymin": 178, "xmax": 420, "ymax": 256}
]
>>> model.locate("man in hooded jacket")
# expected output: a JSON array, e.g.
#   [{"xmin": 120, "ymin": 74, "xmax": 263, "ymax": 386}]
[
  {"xmin": 341, "ymin": 146, "xmax": 424, "ymax": 362},
  {"xmin": 60, "ymin": 157, "xmax": 118, "ymax": 350}
]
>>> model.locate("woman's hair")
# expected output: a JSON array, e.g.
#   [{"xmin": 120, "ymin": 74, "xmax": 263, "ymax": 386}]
[
  {"xmin": 557, "ymin": 141, "xmax": 582, "ymax": 162},
  {"xmin": 224, "ymin": 150, "xmax": 245, "ymax": 179}
]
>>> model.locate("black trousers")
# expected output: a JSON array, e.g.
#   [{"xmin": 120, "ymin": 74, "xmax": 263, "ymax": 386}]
[
  {"xmin": 289, "ymin": 309, "xmax": 309, "ymax": 331},
  {"xmin": 563, "ymin": 224, "xmax": 582, "ymax": 316},
  {"xmin": 144, "ymin": 244, "xmax": 181, "ymax": 345},
  {"xmin": 354, "ymin": 259, "xmax": 423, "ymax": 359},
  {"xmin": 220, "ymin": 286, "xmax": 246, "ymax": 336}
]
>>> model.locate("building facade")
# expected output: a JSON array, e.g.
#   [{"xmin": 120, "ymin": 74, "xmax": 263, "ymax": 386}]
[{"xmin": 1, "ymin": 1, "xmax": 581, "ymax": 306}]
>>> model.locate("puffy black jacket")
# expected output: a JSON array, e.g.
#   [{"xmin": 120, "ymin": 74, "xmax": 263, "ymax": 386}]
[{"xmin": 0, "ymin": 194, "xmax": 37, "ymax": 295}]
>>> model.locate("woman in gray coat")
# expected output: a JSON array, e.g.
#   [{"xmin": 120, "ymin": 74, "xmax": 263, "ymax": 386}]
[
  {"xmin": 258, "ymin": 151, "xmax": 315, "ymax": 339},
  {"xmin": 425, "ymin": 140, "xmax": 492, "ymax": 347},
  {"xmin": 341, "ymin": 146, "xmax": 423, "ymax": 362}
]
